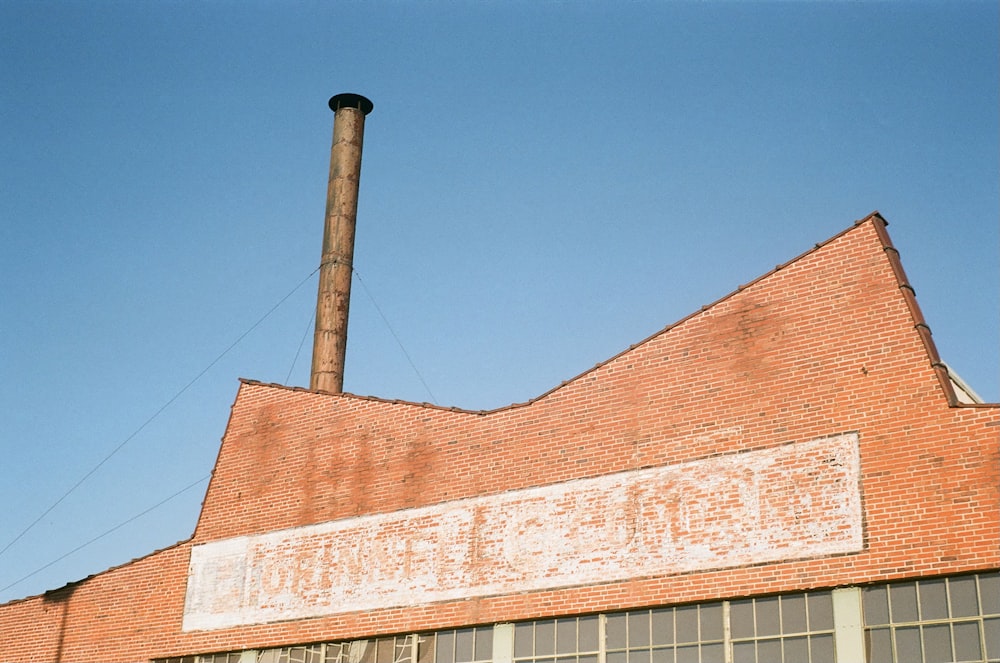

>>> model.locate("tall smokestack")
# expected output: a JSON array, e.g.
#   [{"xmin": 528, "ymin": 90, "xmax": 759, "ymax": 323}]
[{"xmin": 310, "ymin": 93, "xmax": 373, "ymax": 392}]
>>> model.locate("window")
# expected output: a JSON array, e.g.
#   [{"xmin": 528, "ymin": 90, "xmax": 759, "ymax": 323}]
[
  {"xmin": 729, "ymin": 592, "xmax": 835, "ymax": 663},
  {"xmin": 863, "ymin": 572, "xmax": 1000, "ymax": 663},
  {"xmin": 435, "ymin": 627, "xmax": 495, "ymax": 663},
  {"xmin": 514, "ymin": 615, "xmax": 600, "ymax": 663},
  {"xmin": 606, "ymin": 604, "xmax": 725, "ymax": 663},
  {"xmin": 153, "ymin": 573, "xmax": 999, "ymax": 663},
  {"xmin": 511, "ymin": 590, "xmax": 834, "ymax": 663},
  {"xmin": 259, "ymin": 645, "xmax": 324, "ymax": 663}
]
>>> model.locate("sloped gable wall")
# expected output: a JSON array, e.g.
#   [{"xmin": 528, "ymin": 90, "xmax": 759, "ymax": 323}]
[
  {"xmin": 194, "ymin": 218, "xmax": 981, "ymax": 546},
  {"xmin": 1, "ymin": 217, "xmax": 996, "ymax": 661}
]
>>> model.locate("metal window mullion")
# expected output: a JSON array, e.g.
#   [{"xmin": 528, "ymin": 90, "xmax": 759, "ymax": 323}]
[
  {"xmin": 598, "ymin": 614, "xmax": 607, "ymax": 663},
  {"xmin": 976, "ymin": 574, "xmax": 990, "ymax": 662},
  {"xmin": 775, "ymin": 597, "xmax": 784, "ymax": 663},
  {"xmin": 670, "ymin": 606, "xmax": 684, "ymax": 663},
  {"xmin": 942, "ymin": 578, "xmax": 956, "ymax": 663},
  {"xmin": 722, "ymin": 601, "xmax": 732, "ymax": 663},
  {"xmin": 694, "ymin": 605, "xmax": 702, "ymax": 663},
  {"xmin": 973, "ymin": 575, "xmax": 983, "ymax": 663},
  {"xmin": 803, "ymin": 594, "xmax": 811, "ymax": 663},
  {"xmin": 915, "ymin": 580, "xmax": 928, "ymax": 663}
]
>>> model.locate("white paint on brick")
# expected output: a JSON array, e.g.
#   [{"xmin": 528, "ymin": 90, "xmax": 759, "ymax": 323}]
[{"xmin": 183, "ymin": 433, "xmax": 863, "ymax": 631}]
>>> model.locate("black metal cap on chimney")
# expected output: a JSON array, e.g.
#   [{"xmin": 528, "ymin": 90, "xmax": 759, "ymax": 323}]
[{"xmin": 329, "ymin": 93, "xmax": 374, "ymax": 115}]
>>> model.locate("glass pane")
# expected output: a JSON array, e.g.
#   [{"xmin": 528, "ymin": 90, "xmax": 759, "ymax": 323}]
[
  {"xmin": 922, "ymin": 623, "xmax": 951, "ymax": 663},
  {"xmin": 606, "ymin": 653, "xmax": 627, "ymax": 663},
  {"xmin": 475, "ymin": 629, "xmax": 493, "ymax": 662},
  {"xmin": 731, "ymin": 642, "xmax": 755, "ymax": 663},
  {"xmin": 420, "ymin": 637, "xmax": 437, "ymax": 663},
  {"xmin": 700, "ymin": 603, "xmax": 723, "ymax": 641},
  {"xmin": 395, "ymin": 639, "xmax": 410, "ymax": 663},
  {"xmin": 456, "ymin": 630, "xmax": 475, "ymax": 662},
  {"xmin": 866, "ymin": 628, "xmax": 892, "ymax": 663},
  {"xmin": 629, "ymin": 611, "xmax": 651, "ymax": 647},
  {"xmin": 809, "ymin": 634, "xmax": 835, "ymax": 663},
  {"xmin": 781, "ymin": 595, "xmax": 807, "ymax": 634},
  {"xmin": 651, "ymin": 609, "xmax": 674, "ymax": 646},
  {"xmin": 324, "ymin": 647, "xmax": 341, "ymax": 663},
  {"xmin": 377, "ymin": 639, "xmax": 395, "ymax": 663},
  {"xmin": 628, "ymin": 651, "xmax": 650, "ymax": 663},
  {"xmin": 891, "ymin": 584, "xmax": 919, "ymax": 623},
  {"xmin": 650, "ymin": 648, "xmax": 672, "ymax": 663},
  {"xmin": 984, "ymin": 617, "xmax": 1000, "ymax": 660},
  {"xmin": 980, "ymin": 572, "xmax": 1000, "ymax": 615},
  {"xmin": 919, "ymin": 579, "xmax": 948, "ymax": 620},
  {"xmin": 953, "ymin": 621, "xmax": 982, "ymax": 663},
  {"xmin": 438, "ymin": 633, "xmax": 456, "ymax": 663},
  {"xmin": 949, "ymin": 576, "xmax": 979, "ymax": 618},
  {"xmin": 863, "ymin": 586, "xmax": 890, "ymax": 626},
  {"xmin": 700, "ymin": 643, "xmax": 724, "ymax": 663},
  {"xmin": 895, "ymin": 626, "xmax": 922, "ymax": 661},
  {"xmin": 535, "ymin": 622, "xmax": 555, "ymax": 657},
  {"xmin": 783, "ymin": 636, "xmax": 808, "ymax": 662},
  {"xmin": 755, "ymin": 597, "xmax": 780, "ymax": 636},
  {"xmin": 808, "ymin": 592, "xmax": 834, "ymax": 631},
  {"xmin": 578, "ymin": 656, "xmax": 598, "ymax": 663},
  {"xmin": 514, "ymin": 624, "xmax": 534, "ymax": 659},
  {"xmin": 675, "ymin": 646, "xmax": 698, "ymax": 663},
  {"xmin": 730, "ymin": 600, "xmax": 755, "ymax": 639},
  {"xmin": 675, "ymin": 606, "xmax": 698, "ymax": 644},
  {"xmin": 606, "ymin": 614, "xmax": 628, "ymax": 650},
  {"xmin": 355, "ymin": 641, "xmax": 377, "ymax": 663},
  {"xmin": 557, "ymin": 619, "xmax": 577, "ymax": 655},
  {"xmin": 756, "ymin": 639, "xmax": 780, "ymax": 661},
  {"xmin": 578, "ymin": 616, "xmax": 599, "ymax": 652}
]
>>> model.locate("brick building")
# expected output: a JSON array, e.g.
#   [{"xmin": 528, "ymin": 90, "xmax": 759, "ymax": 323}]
[{"xmin": 0, "ymin": 208, "xmax": 997, "ymax": 662}]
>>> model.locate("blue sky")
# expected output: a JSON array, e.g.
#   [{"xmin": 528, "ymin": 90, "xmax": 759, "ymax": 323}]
[{"xmin": 0, "ymin": 1, "xmax": 996, "ymax": 604}]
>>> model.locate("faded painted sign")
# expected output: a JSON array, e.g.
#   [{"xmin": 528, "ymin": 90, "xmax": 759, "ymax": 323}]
[{"xmin": 183, "ymin": 433, "xmax": 862, "ymax": 631}]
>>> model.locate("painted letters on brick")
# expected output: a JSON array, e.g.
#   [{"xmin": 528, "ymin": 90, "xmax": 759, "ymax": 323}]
[{"xmin": 183, "ymin": 433, "xmax": 862, "ymax": 631}]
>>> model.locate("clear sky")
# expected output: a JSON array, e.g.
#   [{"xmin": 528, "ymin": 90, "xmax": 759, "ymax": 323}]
[{"xmin": 0, "ymin": 1, "xmax": 996, "ymax": 604}]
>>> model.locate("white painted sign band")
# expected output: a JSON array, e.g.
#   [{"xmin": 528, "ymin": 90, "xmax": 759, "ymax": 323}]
[{"xmin": 183, "ymin": 433, "xmax": 862, "ymax": 631}]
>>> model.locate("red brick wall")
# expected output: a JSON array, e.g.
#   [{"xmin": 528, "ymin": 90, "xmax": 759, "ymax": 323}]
[{"xmin": 1, "ymin": 215, "xmax": 996, "ymax": 661}]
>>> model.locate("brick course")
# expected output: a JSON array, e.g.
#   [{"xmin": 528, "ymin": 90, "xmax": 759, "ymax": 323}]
[{"xmin": 1, "ymin": 213, "xmax": 996, "ymax": 661}]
